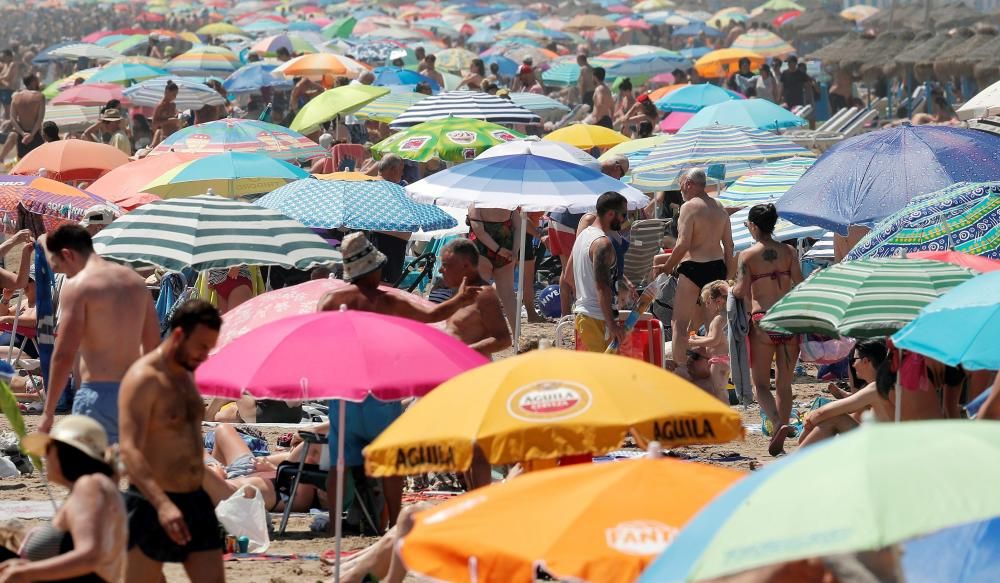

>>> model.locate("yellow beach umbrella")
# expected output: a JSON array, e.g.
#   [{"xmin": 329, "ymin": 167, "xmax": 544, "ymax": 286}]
[
  {"xmin": 363, "ymin": 350, "xmax": 744, "ymax": 477},
  {"xmin": 840, "ymin": 5, "xmax": 879, "ymax": 22},
  {"xmin": 543, "ymin": 124, "xmax": 630, "ymax": 150},
  {"xmin": 563, "ymin": 14, "xmax": 619, "ymax": 31},
  {"xmin": 196, "ymin": 22, "xmax": 246, "ymax": 36},
  {"xmin": 694, "ymin": 48, "xmax": 766, "ymax": 78}
]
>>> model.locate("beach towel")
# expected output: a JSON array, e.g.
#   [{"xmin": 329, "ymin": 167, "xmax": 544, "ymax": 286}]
[
  {"xmin": 727, "ymin": 291, "xmax": 752, "ymax": 405},
  {"xmin": 155, "ymin": 272, "xmax": 186, "ymax": 331}
]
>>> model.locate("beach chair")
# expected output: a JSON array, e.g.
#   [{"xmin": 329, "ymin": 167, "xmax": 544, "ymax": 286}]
[
  {"xmin": 621, "ymin": 219, "xmax": 667, "ymax": 288},
  {"xmin": 791, "ymin": 104, "xmax": 813, "ymax": 120},
  {"xmin": 394, "ymin": 234, "xmax": 460, "ymax": 293}
]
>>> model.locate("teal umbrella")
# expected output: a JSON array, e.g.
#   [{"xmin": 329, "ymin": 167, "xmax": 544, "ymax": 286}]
[
  {"xmin": 681, "ymin": 98, "xmax": 807, "ymax": 132},
  {"xmin": 85, "ymin": 63, "xmax": 168, "ymax": 84}
]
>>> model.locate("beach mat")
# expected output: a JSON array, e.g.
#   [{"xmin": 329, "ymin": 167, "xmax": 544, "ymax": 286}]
[
  {"xmin": 223, "ymin": 552, "xmax": 321, "ymax": 562},
  {"xmin": 0, "ymin": 500, "xmax": 58, "ymax": 519}
]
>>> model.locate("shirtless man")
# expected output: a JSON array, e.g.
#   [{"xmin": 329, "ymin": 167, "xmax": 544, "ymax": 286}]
[
  {"xmin": 439, "ymin": 238, "xmax": 511, "ymax": 357},
  {"xmin": 591, "ymin": 67, "xmax": 614, "ymax": 129},
  {"xmin": 421, "ymin": 55, "xmax": 445, "ymax": 91},
  {"xmin": 317, "ymin": 232, "xmax": 480, "ymax": 526},
  {"xmin": 0, "ymin": 50, "xmax": 19, "ymax": 119},
  {"xmin": 654, "ymin": 168, "xmax": 734, "ymax": 367},
  {"xmin": 118, "ymin": 300, "xmax": 224, "ymax": 583},
  {"xmin": 11, "ymin": 74, "xmax": 45, "ymax": 159},
  {"xmin": 40, "ymin": 225, "xmax": 160, "ymax": 442},
  {"xmin": 576, "ymin": 53, "xmax": 595, "ymax": 108}
]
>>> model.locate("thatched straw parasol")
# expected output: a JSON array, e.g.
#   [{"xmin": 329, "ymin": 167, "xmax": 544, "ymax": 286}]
[
  {"xmin": 859, "ymin": 30, "xmax": 915, "ymax": 83},
  {"xmin": 793, "ymin": 13, "xmax": 851, "ymax": 39},
  {"xmin": 805, "ymin": 31, "xmax": 860, "ymax": 65},
  {"xmin": 882, "ymin": 30, "xmax": 933, "ymax": 77},
  {"xmin": 956, "ymin": 31, "xmax": 1000, "ymax": 79},
  {"xmin": 915, "ymin": 28, "xmax": 972, "ymax": 82},
  {"xmin": 827, "ymin": 30, "xmax": 877, "ymax": 74},
  {"xmin": 934, "ymin": 27, "xmax": 996, "ymax": 79},
  {"xmin": 931, "ymin": 3, "xmax": 982, "ymax": 28},
  {"xmin": 975, "ymin": 48, "xmax": 1000, "ymax": 90}
]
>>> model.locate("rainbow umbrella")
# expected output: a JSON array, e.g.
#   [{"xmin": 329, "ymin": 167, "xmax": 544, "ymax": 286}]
[
  {"xmin": 0, "ymin": 175, "xmax": 111, "ymax": 233},
  {"xmin": 372, "ymin": 117, "xmax": 524, "ymax": 163},
  {"xmin": 141, "ymin": 152, "xmax": 309, "ymax": 198},
  {"xmin": 149, "ymin": 119, "xmax": 324, "ymax": 161},
  {"xmin": 730, "ymin": 29, "xmax": 796, "ymax": 59},
  {"xmin": 353, "ymin": 91, "xmax": 429, "ymax": 123},
  {"xmin": 166, "ymin": 46, "xmax": 238, "ymax": 73}
]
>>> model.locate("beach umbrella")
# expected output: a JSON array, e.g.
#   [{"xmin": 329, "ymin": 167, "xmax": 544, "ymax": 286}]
[
  {"xmin": 482, "ymin": 54, "xmax": 518, "ymax": 77},
  {"xmin": 640, "ymin": 421, "xmax": 1000, "ymax": 582},
  {"xmin": 48, "ymin": 43, "xmax": 121, "ymax": 61},
  {"xmin": 432, "ymin": 47, "xmax": 478, "ymax": 73},
  {"xmin": 242, "ymin": 19, "xmax": 286, "ymax": 33},
  {"xmin": 956, "ymin": 78, "xmax": 1000, "ymax": 121},
  {"xmin": 757, "ymin": 258, "xmax": 976, "ymax": 338},
  {"xmin": 892, "ymin": 270, "xmax": 1000, "ymax": 370},
  {"xmin": 777, "ymin": 125, "xmax": 1000, "ymax": 235},
  {"xmin": 672, "ymin": 22, "xmax": 722, "ymax": 38},
  {"xmin": 543, "ymin": 124, "xmax": 630, "ymax": 150},
  {"xmin": 249, "ymin": 34, "xmax": 318, "ymax": 56},
  {"xmin": 372, "ymin": 117, "xmax": 524, "ymax": 163},
  {"xmin": 87, "ymin": 152, "xmax": 202, "ymax": 205},
  {"xmin": 730, "ymin": 205, "xmax": 825, "ymax": 252},
  {"xmin": 32, "ymin": 41, "xmax": 79, "ymax": 65},
  {"xmin": 541, "ymin": 60, "xmax": 583, "ymax": 86},
  {"xmin": 323, "ymin": 16, "xmax": 357, "ymax": 39},
  {"xmin": 633, "ymin": 0, "xmax": 675, "ymax": 11},
  {"xmin": 43, "ymin": 105, "xmax": 101, "ymax": 132},
  {"xmin": 630, "ymin": 125, "xmax": 812, "ymax": 191},
  {"xmin": 256, "ymin": 175, "xmax": 457, "ymax": 231},
  {"xmin": 659, "ymin": 112, "xmax": 695, "ymax": 134},
  {"xmin": 564, "ymin": 13, "xmax": 618, "ymax": 31},
  {"xmin": 906, "ymin": 250, "xmax": 1000, "ymax": 272},
  {"xmin": 365, "ymin": 350, "xmax": 742, "ymax": 477},
  {"xmin": 222, "ymin": 62, "xmax": 293, "ymax": 93},
  {"xmin": 273, "ymin": 53, "xmax": 370, "ymax": 78},
  {"xmin": 353, "ymin": 91, "xmax": 429, "ymax": 123},
  {"xmin": 197, "ymin": 22, "xmax": 246, "ymax": 36},
  {"xmin": 681, "ymin": 98, "xmax": 806, "ymax": 132},
  {"xmin": 507, "ymin": 92, "xmax": 571, "ymax": 122},
  {"xmin": 93, "ymin": 194, "xmax": 339, "ymax": 271},
  {"xmin": 599, "ymin": 134, "xmax": 671, "ymax": 168},
  {"xmin": 85, "ymin": 62, "xmax": 168, "ymax": 85},
  {"xmin": 478, "ymin": 138, "xmax": 600, "ymax": 170},
  {"xmin": 50, "ymin": 83, "xmax": 128, "ymax": 107},
  {"xmin": 902, "ymin": 516, "xmax": 1000, "ymax": 582},
  {"xmin": 604, "ymin": 51, "xmax": 690, "ymax": 77},
  {"xmin": 140, "ymin": 152, "xmax": 308, "ymax": 198},
  {"xmin": 752, "ymin": 0, "xmax": 804, "ymax": 15},
  {"xmin": 400, "ymin": 458, "xmax": 744, "ymax": 583},
  {"xmin": 719, "ymin": 157, "xmax": 814, "ymax": 208},
  {"xmin": 845, "ymin": 182, "xmax": 1000, "ymax": 261},
  {"xmin": 288, "ymin": 84, "xmax": 389, "ymax": 133},
  {"xmin": 389, "ymin": 90, "xmax": 540, "ymax": 129},
  {"xmin": 149, "ymin": 119, "xmax": 324, "ymax": 161},
  {"xmin": 654, "ymin": 83, "xmax": 744, "ymax": 113},
  {"xmin": 730, "ymin": 29, "xmax": 796, "ymax": 58},
  {"xmin": 694, "ymin": 48, "xmax": 765, "ymax": 78},
  {"xmin": 287, "ymin": 20, "xmax": 322, "ymax": 33},
  {"xmin": 166, "ymin": 47, "xmax": 238, "ymax": 74},
  {"xmin": 123, "ymin": 78, "xmax": 227, "ymax": 109},
  {"xmin": 0, "ymin": 175, "xmax": 111, "ymax": 233},
  {"xmin": 840, "ymin": 5, "xmax": 879, "ymax": 22},
  {"xmin": 371, "ymin": 66, "xmax": 440, "ymax": 91},
  {"xmin": 12, "ymin": 139, "xmax": 130, "ymax": 182}
]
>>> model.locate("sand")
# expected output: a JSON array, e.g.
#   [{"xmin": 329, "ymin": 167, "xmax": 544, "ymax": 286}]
[{"xmin": 0, "ymin": 320, "xmax": 830, "ymax": 582}]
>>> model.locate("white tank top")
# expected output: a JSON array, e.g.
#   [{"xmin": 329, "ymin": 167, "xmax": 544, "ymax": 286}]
[{"xmin": 572, "ymin": 225, "xmax": 613, "ymax": 320}]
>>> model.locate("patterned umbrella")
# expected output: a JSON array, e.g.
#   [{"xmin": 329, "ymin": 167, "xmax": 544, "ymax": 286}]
[
  {"xmin": 353, "ymin": 91, "xmax": 429, "ymax": 123},
  {"xmin": 390, "ymin": 90, "xmax": 540, "ymax": 129},
  {"xmin": 166, "ymin": 46, "xmax": 238, "ymax": 74},
  {"xmin": 93, "ymin": 194, "xmax": 338, "ymax": 271},
  {"xmin": 630, "ymin": 125, "xmax": 813, "ymax": 191},
  {"xmin": 85, "ymin": 63, "xmax": 168, "ymax": 84},
  {"xmin": 599, "ymin": 134, "xmax": 671, "ymax": 168},
  {"xmin": 255, "ymin": 176, "xmax": 457, "ymax": 231},
  {"xmin": 432, "ymin": 48, "xmax": 478, "ymax": 72},
  {"xmin": 758, "ymin": 258, "xmax": 976, "ymax": 338},
  {"xmin": 123, "ymin": 78, "xmax": 227, "ymax": 109},
  {"xmin": 846, "ymin": 182, "xmax": 1000, "ymax": 261},
  {"xmin": 44, "ymin": 105, "xmax": 102, "ymax": 132},
  {"xmin": 222, "ymin": 62, "xmax": 294, "ymax": 93},
  {"xmin": 730, "ymin": 29, "xmax": 796, "ymax": 58},
  {"xmin": 149, "ymin": 119, "xmax": 324, "ymax": 161},
  {"xmin": 719, "ymin": 157, "xmax": 814, "ymax": 208},
  {"xmin": 0, "ymin": 175, "xmax": 112, "ymax": 233},
  {"xmin": 374, "ymin": 117, "xmax": 524, "ymax": 163}
]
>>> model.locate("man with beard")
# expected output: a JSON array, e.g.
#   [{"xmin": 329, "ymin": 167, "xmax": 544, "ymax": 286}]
[
  {"xmin": 564, "ymin": 191, "xmax": 629, "ymax": 352},
  {"xmin": 118, "ymin": 300, "xmax": 225, "ymax": 583}
]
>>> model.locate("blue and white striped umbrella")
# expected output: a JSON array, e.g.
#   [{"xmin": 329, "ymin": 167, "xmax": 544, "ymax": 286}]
[
  {"xmin": 390, "ymin": 90, "xmax": 540, "ymax": 129},
  {"xmin": 255, "ymin": 177, "xmax": 458, "ymax": 232},
  {"xmin": 731, "ymin": 206, "xmax": 826, "ymax": 252},
  {"xmin": 718, "ymin": 157, "xmax": 814, "ymax": 208},
  {"xmin": 123, "ymin": 78, "xmax": 228, "ymax": 109}
]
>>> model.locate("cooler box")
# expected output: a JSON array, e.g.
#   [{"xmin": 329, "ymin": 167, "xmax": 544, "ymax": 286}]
[{"xmin": 555, "ymin": 312, "xmax": 666, "ymax": 368}]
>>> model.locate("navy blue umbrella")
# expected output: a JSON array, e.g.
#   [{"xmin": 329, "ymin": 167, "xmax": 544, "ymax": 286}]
[
  {"xmin": 32, "ymin": 41, "xmax": 76, "ymax": 65},
  {"xmin": 902, "ymin": 516, "xmax": 1000, "ymax": 582},
  {"xmin": 777, "ymin": 124, "xmax": 1000, "ymax": 235}
]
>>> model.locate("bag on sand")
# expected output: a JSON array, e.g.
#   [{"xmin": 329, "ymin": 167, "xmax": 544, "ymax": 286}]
[{"xmin": 215, "ymin": 485, "xmax": 270, "ymax": 553}]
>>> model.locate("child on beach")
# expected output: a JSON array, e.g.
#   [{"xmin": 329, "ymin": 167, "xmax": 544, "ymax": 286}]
[{"xmin": 688, "ymin": 280, "xmax": 730, "ymax": 403}]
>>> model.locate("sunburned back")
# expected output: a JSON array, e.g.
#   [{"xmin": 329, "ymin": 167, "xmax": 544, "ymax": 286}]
[
  {"xmin": 320, "ymin": 285, "xmax": 403, "ymax": 315},
  {"xmin": 683, "ymin": 196, "xmax": 729, "ymax": 262},
  {"xmin": 140, "ymin": 358, "xmax": 206, "ymax": 492},
  {"xmin": 744, "ymin": 240, "xmax": 797, "ymax": 313}
]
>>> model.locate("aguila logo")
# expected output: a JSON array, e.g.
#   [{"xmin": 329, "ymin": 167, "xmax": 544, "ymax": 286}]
[
  {"xmin": 506, "ymin": 380, "xmax": 592, "ymax": 422},
  {"xmin": 446, "ymin": 130, "xmax": 477, "ymax": 145}
]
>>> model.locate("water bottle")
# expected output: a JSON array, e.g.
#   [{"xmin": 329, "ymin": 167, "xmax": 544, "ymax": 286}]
[{"xmin": 606, "ymin": 274, "xmax": 670, "ymax": 353}]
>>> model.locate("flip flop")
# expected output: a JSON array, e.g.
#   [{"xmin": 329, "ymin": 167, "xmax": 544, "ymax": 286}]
[{"xmin": 768, "ymin": 424, "xmax": 791, "ymax": 457}]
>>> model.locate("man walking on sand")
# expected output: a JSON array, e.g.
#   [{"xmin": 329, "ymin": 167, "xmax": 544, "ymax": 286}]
[
  {"xmin": 11, "ymin": 74, "xmax": 45, "ymax": 159},
  {"xmin": 118, "ymin": 300, "xmax": 225, "ymax": 583},
  {"xmin": 40, "ymin": 224, "xmax": 160, "ymax": 442}
]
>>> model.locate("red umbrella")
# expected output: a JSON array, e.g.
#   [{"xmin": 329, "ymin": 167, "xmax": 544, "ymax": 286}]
[
  {"xmin": 50, "ymin": 83, "xmax": 129, "ymax": 107},
  {"xmin": 114, "ymin": 192, "xmax": 161, "ymax": 211},
  {"xmin": 773, "ymin": 10, "xmax": 801, "ymax": 27},
  {"xmin": 139, "ymin": 12, "xmax": 165, "ymax": 22},
  {"xmin": 907, "ymin": 251, "xmax": 1000, "ymax": 273}
]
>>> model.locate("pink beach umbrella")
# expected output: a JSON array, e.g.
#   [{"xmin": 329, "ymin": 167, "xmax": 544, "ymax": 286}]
[
  {"xmin": 659, "ymin": 111, "xmax": 694, "ymax": 133},
  {"xmin": 649, "ymin": 72, "xmax": 675, "ymax": 86}
]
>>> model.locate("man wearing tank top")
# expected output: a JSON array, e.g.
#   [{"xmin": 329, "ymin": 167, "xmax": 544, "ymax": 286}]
[{"xmin": 564, "ymin": 191, "xmax": 629, "ymax": 352}]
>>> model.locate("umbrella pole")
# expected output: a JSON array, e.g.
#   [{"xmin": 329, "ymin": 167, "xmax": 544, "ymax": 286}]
[
  {"xmin": 6, "ymin": 291, "xmax": 22, "ymax": 364},
  {"xmin": 514, "ymin": 213, "xmax": 527, "ymax": 347},
  {"xmin": 894, "ymin": 369, "xmax": 902, "ymax": 423},
  {"xmin": 334, "ymin": 399, "xmax": 346, "ymax": 583}
]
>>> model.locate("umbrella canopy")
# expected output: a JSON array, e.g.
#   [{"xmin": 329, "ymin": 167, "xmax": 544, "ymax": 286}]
[
  {"xmin": 846, "ymin": 182, "xmax": 1000, "ymax": 261},
  {"xmin": 85, "ymin": 62, "xmax": 168, "ymax": 85},
  {"xmin": 87, "ymin": 152, "xmax": 203, "ymax": 205},
  {"xmin": 0, "ymin": 175, "xmax": 111, "ymax": 233},
  {"xmin": 222, "ymin": 62, "xmax": 294, "ymax": 93},
  {"xmin": 273, "ymin": 53, "xmax": 369, "ymax": 78},
  {"xmin": 640, "ymin": 421, "xmax": 1000, "ymax": 582},
  {"xmin": 390, "ymin": 90, "xmax": 540, "ymax": 129},
  {"xmin": 902, "ymin": 516, "xmax": 1000, "ymax": 583},
  {"xmin": 49, "ymin": 43, "xmax": 121, "ymax": 61},
  {"xmin": 93, "ymin": 194, "xmax": 339, "ymax": 271},
  {"xmin": 840, "ymin": 5, "xmax": 879, "ymax": 22},
  {"xmin": 508, "ymin": 92, "xmax": 571, "ymax": 122},
  {"xmin": 197, "ymin": 22, "xmax": 246, "ymax": 36},
  {"xmin": 50, "ymin": 83, "xmax": 128, "ymax": 107},
  {"xmin": 44, "ymin": 105, "xmax": 101, "ymax": 132},
  {"xmin": 196, "ymin": 311, "xmax": 487, "ymax": 400},
  {"xmin": 166, "ymin": 47, "xmax": 238, "ymax": 74},
  {"xmin": 479, "ymin": 139, "xmax": 600, "ymax": 170},
  {"xmin": 730, "ymin": 29, "xmax": 796, "ymax": 58},
  {"xmin": 892, "ymin": 270, "xmax": 1000, "ymax": 370},
  {"xmin": 364, "ymin": 350, "xmax": 743, "ymax": 476},
  {"xmin": 654, "ymin": 83, "xmax": 744, "ymax": 113},
  {"xmin": 906, "ymin": 250, "xmax": 1000, "ymax": 272},
  {"xmin": 730, "ymin": 205, "xmax": 825, "ymax": 251},
  {"xmin": 406, "ymin": 153, "xmax": 649, "ymax": 212},
  {"xmin": 255, "ymin": 176, "xmax": 457, "ymax": 231},
  {"xmin": 681, "ymin": 98, "xmax": 805, "ymax": 132},
  {"xmin": 599, "ymin": 135, "xmax": 671, "ymax": 168},
  {"xmin": 672, "ymin": 22, "xmax": 722, "ymax": 38},
  {"xmin": 630, "ymin": 125, "xmax": 813, "ymax": 191},
  {"xmin": 12, "ymin": 139, "xmax": 130, "ymax": 182},
  {"xmin": 149, "ymin": 119, "xmax": 324, "ymax": 161},
  {"xmin": 372, "ymin": 117, "xmax": 524, "ymax": 163},
  {"xmin": 250, "ymin": 34, "xmax": 317, "ymax": 55},
  {"xmin": 604, "ymin": 51, "xmax": 691, "ymax": 77},
  {"xmin": 353, "ymin": 91, "xmax": 429, "ymax": 123},
  {"xmin": 371, "ymin": 66, "xmax": 440, "ymax": 91},
  {"xmin": 758, "ymin": 258, "xmax": 976, "ymax": 338},
  {"xmin": 777, "ymin": 125, "xmax": 1000, "ymax": 235},
  {"xmin": 123, "ymin": 78, "xmax": 227, "ymax": 109},
  {"xmin": 141, "ymin": 152, "xmax": 309, "ymax": 198},
  {"xmin": 719, "ymin": 157, "xmax": 813, "ymax": 208},
  {"xmin": 564, "ymin": 14, "xmax": 618, "ymax": 31},
  {"xmin": 401, "ymin": 458, "xmax": 744, "ymax": 583},
  {"xmin": 694, "ymin": 48, "xmax": 766, "ymax": 78},
  {"xmin": 289, "ymin": 84, "xmax": 389, "ymax": 134},
  {"xmin": 957, "ymin": 78, "xmax": 1000, "ymax": 121},
  {"xmin": 432, "ymin": 47, "xmax": 478, "ymax": 73},
  {"xmin": 543, "ymin": 124, "xmax": 630, "ymax": 150}
]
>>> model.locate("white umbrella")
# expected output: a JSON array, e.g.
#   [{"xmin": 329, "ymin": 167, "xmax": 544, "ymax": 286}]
[
  {"xmin": 957, "ymin": 79, "xmax": 1000, "ymax": 121},
  {"xmin": 123, "ymin": 78, "xmax": 227, "ymax": 110},
  {"xmin": 49, "ymin": 43, "xmax": 122, "ymax": 61}
]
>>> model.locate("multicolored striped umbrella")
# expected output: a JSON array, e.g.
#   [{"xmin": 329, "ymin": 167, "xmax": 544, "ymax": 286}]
[
  {"xmin": 353, "ymin": 91, "xmax": 429, "ymax": 123},
  {"xmin": 141, "ymin": 152, "xmax": 309, "ymax": 198},
  {"xmin": 0, "ymin": 175, "xmax": 111, "ymax": 233},
  {"xmin": 44, "ymin": 105, "xmax": 102, "ymax": 132},
  {"xmin": 432, "ymin": 48, "xmax": 478, "ymax": 73},
  {"xmin": 85, "ymin": 62, "xmax": 168, "ymax": 84},
  {"xmin": 123, "ymin": 78, "xmax": 227, "ymax": 109},
  {"xmin": 846, "ymin": 182, "xmax": 1000, "ymax": 261},
  {"xmin": 599, "ymin": 134, "xmax": 671, "ymax": 168},
  {"xmin": 166, "ymin": 46, "xmax": 238, "ymax": 73},
  {"xmin": 255, "ymin": 176, "xmax": 457, "ymax": 232},
  {"xmin": 149, "ymin": 119, "xmax": 324, "ymax": 161},
  {"xmin": 373, "ymin": 117, "xmax": 524, "ymax": 163},
  {"xmin": 629, "ymin": 125, "xmax": 813, "ymax": 191},
  {"xmin": 390, "ymin": 90, "xmax": 540, "ymax": 129},
  {"xmin": 758, "ymin": 258, "xmax": 976, "ymax": 338},
  {"xmin": 93, "ymin": 194, "xmax": 338, "ymax": 271},
  {"xmin": 730, "ymin": 29, "xmax": 796, "ymax": 59},
  {"xmin": 719, "ymin": 157, "xmax": 814, "ymax": 208}
]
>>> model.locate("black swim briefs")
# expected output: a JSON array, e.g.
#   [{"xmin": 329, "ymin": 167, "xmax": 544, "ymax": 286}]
[
  {"xmin": 677, "ymin": 259, "xmax": 728, "ymax": 290},
  {"xmin": 125, "ymin": 486, "xmax": 223, "ymax": 563}
]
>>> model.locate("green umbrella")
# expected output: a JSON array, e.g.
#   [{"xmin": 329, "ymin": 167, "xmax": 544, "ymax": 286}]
[
  {"xmin": 759, "ymin": 258, "xmax": 976, "ymax": 338},
  {"xmin": 354, "ymin": 91, "xmax": 429, "ymax": 124},
  {"xmin": 289, "ymin": 84, "xmax": 389, "ymax": 134},
  {"xmin": 371, "ymin": 117, "xmax": 525, "ymax": 163},
  {"xmin": 322, "ymin": 16, "xmax": 356, "ymax": 39}
]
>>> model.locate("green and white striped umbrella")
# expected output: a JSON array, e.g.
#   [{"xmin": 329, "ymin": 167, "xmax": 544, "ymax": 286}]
[
  {"xmin": 354, "ymin": 91, "xmax": 429, "ymax": 124},
  {"xmin": 93, "ymin": 194, "xmax": 338, "ymax": 272},
  {"xmin": 759, "ymin": 258, "xmax": 977, "ymax": 338}
]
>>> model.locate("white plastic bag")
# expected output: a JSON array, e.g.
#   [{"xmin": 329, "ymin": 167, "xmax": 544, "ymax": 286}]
[{"xmin": 215, "ymin": 484, "xmax": 270, "ymax": 553}]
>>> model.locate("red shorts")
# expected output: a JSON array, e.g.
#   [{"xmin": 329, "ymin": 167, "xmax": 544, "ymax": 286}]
[
  {"xmin": 547, "ymin": 224, "xmax": 577, "ymax": 257},
  {"xmin": 212, "ymin": 275, "xmax": 252, "ymax": 300}
]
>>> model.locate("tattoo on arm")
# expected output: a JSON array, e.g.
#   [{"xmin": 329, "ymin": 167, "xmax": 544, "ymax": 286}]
[
  {"xmin": 594, "ymin": 241, "xmax": 614, "ymax": 288},
  {"xmin": 735, "ymin": 255, "xmax": 747, "ymax": 285},
  {"xmin": 762, "ymin": 248, "xmax": 778, "ymax": 262}
]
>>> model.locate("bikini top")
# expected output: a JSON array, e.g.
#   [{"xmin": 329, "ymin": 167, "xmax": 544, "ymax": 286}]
[
  {"xmin": 21, "ymin": 523, "xmax": 109, "ymax": 583},
  {"xmin": 750, "ymin": 269, "xmax": 791, "ymax": 282}
]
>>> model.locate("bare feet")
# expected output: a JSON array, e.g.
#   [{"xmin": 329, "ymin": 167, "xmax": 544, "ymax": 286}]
[{"xmin": 768, "ymin": 424, "xmax": 791, "ymax": 457}]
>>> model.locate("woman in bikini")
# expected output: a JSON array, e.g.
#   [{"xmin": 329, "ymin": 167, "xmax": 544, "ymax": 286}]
[
  {"xmin": 467, "ymin": 206, "xmax": 520, "ymax": 334},
  {"xmin": 207, "ymin": 265, "xmax": 253, "ymax": 314},
  {"xmin": 458, "ymin": 59, "xmax": 485, "ymax": 91},
  {"xmin": 732, "ymin": 203, "xmax": 803, "ymax": 456}
]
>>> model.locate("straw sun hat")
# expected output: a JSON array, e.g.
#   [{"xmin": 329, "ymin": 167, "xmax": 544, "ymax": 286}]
[
  {"xmin": 22, "ymin": 415, "xmax": 109, "ymax": 462},
  {"xmin": 340, "ymin": 232, "xmax": 387, "ymax": 283}
]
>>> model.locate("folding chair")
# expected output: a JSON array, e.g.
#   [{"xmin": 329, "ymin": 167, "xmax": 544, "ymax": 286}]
[{"xmin": 622, "ymin": 219, "xmax": 668, "ymax": 288}]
